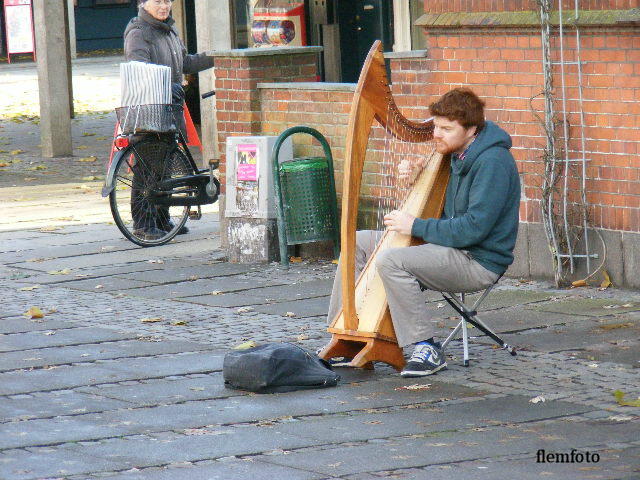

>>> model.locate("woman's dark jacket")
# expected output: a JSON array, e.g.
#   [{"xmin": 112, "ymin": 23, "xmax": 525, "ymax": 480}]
[{"xmin": 124, "ymin": 7, "xmax": 213, "ymax": 83}]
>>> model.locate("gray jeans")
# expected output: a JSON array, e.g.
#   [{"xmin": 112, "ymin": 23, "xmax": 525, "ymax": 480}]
[{"xmin": 327, "ymin": 230, "xmax": 499, "ymax": 347}]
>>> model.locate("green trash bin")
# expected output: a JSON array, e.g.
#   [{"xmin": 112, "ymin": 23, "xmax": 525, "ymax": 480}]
[{"xmin": 272, "ymin": 126, "xmax": 340, "ymax": 267}]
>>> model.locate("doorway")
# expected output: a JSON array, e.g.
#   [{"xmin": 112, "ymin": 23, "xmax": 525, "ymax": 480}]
[{"xmin": 336, "ymin": 0, "xmax": 393, "ymax": 82}]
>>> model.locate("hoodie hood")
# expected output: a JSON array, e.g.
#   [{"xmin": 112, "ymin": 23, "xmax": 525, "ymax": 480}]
[{"xmin": 451, "ymin": 121, "xmax": 512, "ymax": 176}]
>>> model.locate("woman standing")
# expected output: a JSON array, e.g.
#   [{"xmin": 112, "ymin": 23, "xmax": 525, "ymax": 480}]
[{"xmin": 124, "ymin": 0, "xmax": 214, "ymax": 240}]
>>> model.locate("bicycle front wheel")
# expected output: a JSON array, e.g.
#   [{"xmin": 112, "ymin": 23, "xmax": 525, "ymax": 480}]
[{"xmin": 109, "ymin": 138, "xmax": 194, "ymax": 247}]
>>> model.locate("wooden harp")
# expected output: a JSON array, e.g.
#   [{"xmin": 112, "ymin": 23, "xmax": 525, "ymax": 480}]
[{"xmin": 318, "ymin": 41, "xmax": 450, "ymax": 371}]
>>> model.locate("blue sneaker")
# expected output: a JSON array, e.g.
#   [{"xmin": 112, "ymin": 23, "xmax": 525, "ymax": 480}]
[{"xmin": 401, "ymin": 342, "xmax": 447, "ymax": 377}]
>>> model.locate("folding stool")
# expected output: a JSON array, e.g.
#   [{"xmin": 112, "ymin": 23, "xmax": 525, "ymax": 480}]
[{"xmin": 420, "ymin": 280, "xmax": 517, "ymax": 366}]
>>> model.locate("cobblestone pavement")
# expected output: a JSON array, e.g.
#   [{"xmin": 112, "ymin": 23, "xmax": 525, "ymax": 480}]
[
  {"xmin": 1, "ymin": 219, "xmax": 639, "ymax": 480},
  {"xmin": 1, "ymin": 57, "xmax": 639, "ymax": 480}
]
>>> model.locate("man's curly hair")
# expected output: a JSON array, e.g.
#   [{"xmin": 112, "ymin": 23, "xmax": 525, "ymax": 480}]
[{"xmin": 429, "ymin": 88, "xmax": 485, "ymax": 130}]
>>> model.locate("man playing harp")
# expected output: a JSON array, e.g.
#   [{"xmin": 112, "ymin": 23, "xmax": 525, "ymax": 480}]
[{"xmin": 326, "ymin": 88, "xmax": 521, "ymax": 378}]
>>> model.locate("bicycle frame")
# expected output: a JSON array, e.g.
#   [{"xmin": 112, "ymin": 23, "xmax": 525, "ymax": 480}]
[{"xmin": 102, "ymin": 130, "xmax": 216, "ymax": 204}]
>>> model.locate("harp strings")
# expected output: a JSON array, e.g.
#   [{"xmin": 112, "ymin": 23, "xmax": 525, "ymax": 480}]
[{"xmin": 359, "ymin": 99, "xmax": 436, "ymax": 294}]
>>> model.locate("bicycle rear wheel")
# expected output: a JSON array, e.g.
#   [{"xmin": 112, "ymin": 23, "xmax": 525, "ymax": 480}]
[{"xmin": 109, "ymin": 138, "xmax": 195, "ymax": 247}]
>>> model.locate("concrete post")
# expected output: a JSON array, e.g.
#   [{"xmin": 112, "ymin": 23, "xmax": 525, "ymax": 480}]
[
  {"xmin": 67, "ymin": 0, "xmax": 76, "ymax": 59},
  {"xmin": 34, "ymin": 0, "xmax": 72, "ymax": 158},
  {"xmin": 195, "ymin": 0, "xmax": 234, "ymax": 166}
]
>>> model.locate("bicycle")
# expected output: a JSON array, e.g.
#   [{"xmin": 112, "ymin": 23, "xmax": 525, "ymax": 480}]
[{"xmin": 101, "ymin": 100, "xmax": 219, "ymax": 247}]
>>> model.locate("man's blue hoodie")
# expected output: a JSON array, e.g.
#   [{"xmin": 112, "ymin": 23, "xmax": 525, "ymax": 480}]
[{"xmin": 411, "ymin": 121, "xmax": 521, "ymax": 275}]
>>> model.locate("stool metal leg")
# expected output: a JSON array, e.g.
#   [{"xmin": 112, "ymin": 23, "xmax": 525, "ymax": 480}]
[
  {"xmin": 460, "ymin": 293, "xmax": 470, "ymax": 366},
  {"xmin": 441, "ymin": 291, "xmax": 517, "ymax": 358}
]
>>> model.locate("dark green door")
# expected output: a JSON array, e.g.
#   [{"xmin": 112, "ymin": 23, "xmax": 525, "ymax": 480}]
[{"xmin": 336, "ymin": 0, "xmax": 393, "ymax": 82}]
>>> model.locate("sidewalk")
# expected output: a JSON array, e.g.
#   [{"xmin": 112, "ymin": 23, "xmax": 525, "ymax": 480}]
[{"xmin": 0, "ymin": 58, "xmax": 639, "ymax": 480}]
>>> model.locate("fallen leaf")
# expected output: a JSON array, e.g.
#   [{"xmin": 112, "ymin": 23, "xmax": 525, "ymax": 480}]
[
  {"xmin": 608, "ymin": 414, "xmax": 633, "ymax": 422},
  {"xmin": 140, "ymin": 317, "xmax": 163, "ymax": 323},
  {"xmin": 234, "ymin": 340, "xmax": 257, "ymax": 350},
  {"xmin": 18, "ymin": 285, "xmax": 40, "ymax": 291},
  {"xmin": 290, "ymin": 256, "xmax": 302, "ymax": 263},
  {"xmin": 171, "ymin": 320, "xmax": 187, "ymax": 326},
  {"xmin": 0, "ymin": 162, "xmax": 9, "ymax": 167},
  {"xmin": 189, "ymin": 387, "xmax": 205, "ymax": 391},
  {"xmin": 296, "ymin": 334, "xmax": 308, "ymax": 341},
  {"xmin": 78, "ymin": 156, "xmax": 97, "ymax": 162},
  {"xmin": 10, "ymin": 149, "xmax": 24, "ymax": 155},
  {"xmin": 39, "ymin": 226, "xmax": 62, "ymax": 232},
  {"xmin": 395, "ymin": 383, "xmax": 432, "ymax": 391},
  {"xmin": 331, "ymin": 259, "xmax": 338, "ymax": 264},
  {"xmin": 81, "ymin": 132, "xmax": 96, "ymax": 136},
  {"xmin": 81, "ymin": 176, "xmax": 101, "ymax": 181},
  {"xmin": 597, "ymin": 322, "xmax": 634, "ymax": 331},
  {"xmin": 613, "ymin": 390, "xmax": 640, "ymax": 407},
  {"xmin": 27, "ymin": 165, "xmax": 47, "ymax": 171},
  {"xmin": 47, "ymin": 269, "xmax": 72, "ymax": 275},
  {"xmin": 571, "ymin": 279, "xmax": 588, "ymax": 287},
  {"xmin": 600, "ymin": 270, "xmax": 612, "ymax": 289},
  {"xmin": 24, "ymin": 306, "xmax": 44, "ymax": 319}
]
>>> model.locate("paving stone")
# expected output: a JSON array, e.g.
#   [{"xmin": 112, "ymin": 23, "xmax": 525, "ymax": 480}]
[
  {"xmin": 58, "ymin": 429, "xmax": 317, "ymax": 472},
  {"xmin": 0, "ymin": 447, "xmax": 124, "ymax": 480},
  {"xmin": 180, "ymin": 278, "xmax": 333, "ymax": 308},
  {"xmin": 118, "ymin": 276, "xmax": 287, "ymax": 299},
  {"xmin": 76, "ymin": 372, "xmax": 242, "ymax": 406},
  {"xmin": 484, "ymin": 318, "xmax": 640, "ymax": 359},
  {"xmin": 92, "ymin": 457, "xmax": 324, "ymax": 480},
  {"xmin": 526, "ymin": 297, "xmax": 640, "ymax": 317},
  {"xmin": 0, "ymin": 338, "xmax": 219, "ymax": 372},
  {"xmin": 62, "ymin": 277, "xmax": 153, "ymax": 292},
  {"xmin": 464, "ymin": 289, "xmax": 564, "ymax": 310},
  {"xmin": 115, "ymin": 263, "xmax": 257, "ymax": 284},
  {"xmin": 0, "ymin": 390, "xmax": 132, "ymax": 421},
  {"xmin": 273, "ymin": 394, "xmax": 591, "ymax": 444},
  {"xmin": 404, "ymin": 446, "xmax": 640, "ymax": 480},
  {"xmin": 258, "ymin": 417, "xmax": 640, "ymax": 476},
  {"xmin": 0, "ymin": 350, "xmax": 225, "ymax": 397},
  {"xmin": 253, "ymin": 296, "xmax": 331, "ymax": 317},
  {"xmin": 0, "ymin": 379, "xmax": 480, "ymax": 450},
  {"xmin": 0, "ymin": 327, "xmax": 137, "ymax": 353},
  {"xmin": 0, "ymin": 317, "xmax": 77, "ymax": 335}
]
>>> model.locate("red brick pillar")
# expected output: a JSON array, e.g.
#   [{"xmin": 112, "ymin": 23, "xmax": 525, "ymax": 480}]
[
  {"xmin": 211, "ymin": 47, "xmax": 321, "ymax": 194},
  {"xmin": 208, "ymin": 46, "xmax": 322, "ymax": 260}
]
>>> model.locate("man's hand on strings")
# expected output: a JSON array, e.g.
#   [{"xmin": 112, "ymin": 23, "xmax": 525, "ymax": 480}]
[{"xmin": 384, "ymin": 210, "xmax": 416, "ymax": 235}]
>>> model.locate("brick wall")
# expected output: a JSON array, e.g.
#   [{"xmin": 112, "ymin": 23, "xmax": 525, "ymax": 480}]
[
  {"xmin": 413, "ymin": 25, "xmax": 640, "ymax": 233},
  {"xmin": 424, "ymin": 0, "xmax": 637, "ymax": 12},
  {"xmin": 212, "ymin": 48, "xmax": 320, "ymax": 194}
]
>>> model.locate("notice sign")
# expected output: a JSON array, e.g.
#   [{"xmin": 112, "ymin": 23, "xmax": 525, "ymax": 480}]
[
  {"xmin": 236, "ymin": 144, "xmax": 258, "ymax": 181},
  {"xmin": 4, "ymin": 0, "xmax": 35, "ymax": 59}
]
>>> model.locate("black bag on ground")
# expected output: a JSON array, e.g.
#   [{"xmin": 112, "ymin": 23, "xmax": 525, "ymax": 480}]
[{"xmin": 223, "ymin": 342, "xmax": 340, "ymax": 393}]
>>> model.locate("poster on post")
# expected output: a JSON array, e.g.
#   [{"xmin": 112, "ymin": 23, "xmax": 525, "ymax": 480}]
[
  {"xmin": 3, "ymin": 0, "xmax": 35, "ymax": 62},
  {"xmin": 236, "ymin": 144, "xmax": 259, "ymax": 182}
]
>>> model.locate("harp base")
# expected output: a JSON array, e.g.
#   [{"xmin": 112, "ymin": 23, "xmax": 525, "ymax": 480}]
[{"xmin": 318, "ymin": 334, "xmax": 406, "ymax": 372}]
